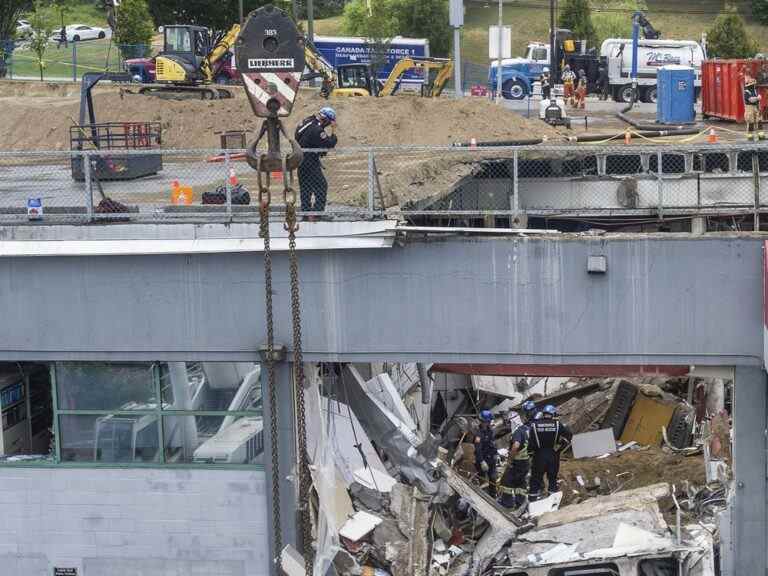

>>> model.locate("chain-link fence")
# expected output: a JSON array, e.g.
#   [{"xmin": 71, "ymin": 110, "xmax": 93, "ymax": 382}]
[
  {"xmin": 1, "ymin": 143, "xmax": 767, "ymax": 224},
  {"xmin": 3, "ymin": 40, "xmax": 149, "ymax": 82}
]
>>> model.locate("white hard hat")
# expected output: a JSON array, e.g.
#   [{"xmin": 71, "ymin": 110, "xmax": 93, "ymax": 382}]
[{"xmin": 543, "ymin": 67, "xmax": 550, "ymax": 73}]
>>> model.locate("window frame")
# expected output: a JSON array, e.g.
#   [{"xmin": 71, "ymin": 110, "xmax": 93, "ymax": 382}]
[{"xmin": 0, "ymin": 362, "xmax": 264, "ymax": 471}]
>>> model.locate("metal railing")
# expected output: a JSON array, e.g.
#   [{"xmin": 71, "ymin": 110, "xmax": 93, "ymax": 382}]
[{"xmin": 2, "ymin": 142, "xmax": 768, "ymax": 225}]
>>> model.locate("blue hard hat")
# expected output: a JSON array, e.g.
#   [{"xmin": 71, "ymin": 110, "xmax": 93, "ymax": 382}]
[
  {"xmin": 543, "ymin": 404, "xmax": 557, "ymax": 416},
  {"xmin": 522, "ymin": 400, "xmax": 537, "ymax": 414},
  {"xmin": 319, "ymin": 106, "xmax": 337, "ymax": 122},
  {"xmin": 480, "ymin": 409, "xmax": 493, "ymax": 422}
]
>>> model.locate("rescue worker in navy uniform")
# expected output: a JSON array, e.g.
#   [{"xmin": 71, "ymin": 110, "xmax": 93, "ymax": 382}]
[
  {"xmin": 528, "ymin": 405, "xmax": 572, "ymax": 501},
  {"xmin": 499, "ymin": 417, "xmax": 530, "ymax": 511},
  {"xmin": 295, "ymin": 107, "xmax": 338, "ymax": 213},
  {"xmin": 521, "ymin": 400, "xmax": 537, "ymax": 426},
  {"xmin": 474, "ymin": 410, "xmax": 497, "ymax": 497},
  {"xmin": 540, "ymin": 68, "xmax": 552, "ymax": 101}
]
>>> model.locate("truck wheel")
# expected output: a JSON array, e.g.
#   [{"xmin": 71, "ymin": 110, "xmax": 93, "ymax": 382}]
[
  {"xmin": 602, "ymin": 381, "xmax": 637, "ymax": 440},
  {"xmin": 642, "ymin": 86, "xmax": 657, "ymax": 104},
  {"xmin": 619, "ymin": 85, "xmax": 635, "ymax": 104},
  {"xmin": 502, "ymin": 79, "xmax": 527, "ymax": 100}
]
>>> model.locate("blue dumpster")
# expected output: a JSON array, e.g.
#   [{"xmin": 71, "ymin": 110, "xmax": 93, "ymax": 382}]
[{"xmin": 657, "ymin": 65, "xmax": 696, "ymax": 124}]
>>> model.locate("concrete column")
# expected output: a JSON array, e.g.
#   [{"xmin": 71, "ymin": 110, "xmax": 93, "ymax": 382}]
[
  {"xmin": 691, "ymin": 217, "xmax": 706, "ymax": 235},
  {"xmin": 261, "ymin": 358, "xmax": 297, "ymax": 574},
  {"xmin": 732, "ymin": 366, "xmax": 767, "ymax": 575}
]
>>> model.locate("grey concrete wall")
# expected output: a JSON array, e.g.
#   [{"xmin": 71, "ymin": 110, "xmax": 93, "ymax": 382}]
[
  {"xmin": 0, "ymin": 467, "xmax": 267, "ymax": 576},
  {"xmin": 0, "ymin": 234, "xmax": 761, "ymax": 365}
]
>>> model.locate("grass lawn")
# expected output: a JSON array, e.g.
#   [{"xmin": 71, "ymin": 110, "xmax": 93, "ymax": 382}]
[{"xmin": 8, "ymin": 38, "xmax": 125, "ymax": 80}]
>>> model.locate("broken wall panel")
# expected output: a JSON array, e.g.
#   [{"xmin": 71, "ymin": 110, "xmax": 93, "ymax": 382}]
[{"xmin": 619, "ymin": 395, "xmax": 676, "ymax": 446}]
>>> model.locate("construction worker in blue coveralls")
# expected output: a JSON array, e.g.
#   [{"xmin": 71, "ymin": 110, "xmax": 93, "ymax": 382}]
[
  {"xmin": 528, "ymin": 404, "xmax": 573, "ymax": 501},
  {"xmin": 295, "ymin": 106, "xmax": 338, "ymax": 213},
  {"xmin": 499, "ymin": 414, "xmax": 530, "ymax": 511},
  {"xmin": 474, "ymin": 409, "xmax": 497, "ymax": 497}
]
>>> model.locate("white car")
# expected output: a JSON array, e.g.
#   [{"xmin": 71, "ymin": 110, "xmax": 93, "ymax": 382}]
[
  {"xmin": 16, "ymin": 20, "xmax": 32, "ymax": 39},
  {"xmin": 52, "ymin": 24, "xmax": 108, "ymax": 43}
]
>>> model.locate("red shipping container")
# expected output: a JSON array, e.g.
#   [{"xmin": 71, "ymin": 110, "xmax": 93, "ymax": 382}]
[{"xmin": 702, "ymin": 59, "xmax": 768, "ymax": 122}]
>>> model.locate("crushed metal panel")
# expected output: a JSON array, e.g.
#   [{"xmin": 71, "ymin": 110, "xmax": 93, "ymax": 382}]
[
  {"xmin": 619, "ymin": 395, "xmax": 676, "ymax": 446},
  {"xmin": 364, "ymin": 372, "xmax": 418, "ymax": 431},
  {"xmin": 537, "ymin": 483, "xmax": 670, "ymax": 529},
  {"xmin": 572, "ymin": 428, "xmax": 618, "ymax": 459},
  {"xmin": 471, "ymin": 374, "xmax": 525, "ymax": 402},
  {"xmin": 339, "ymin": 510, "xmax": 383, "ymax": 542}
]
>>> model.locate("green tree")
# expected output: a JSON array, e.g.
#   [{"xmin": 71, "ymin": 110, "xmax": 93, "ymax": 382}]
[
  {"xmin": 559, "ymin": 0, "xmax": 596, "ymax": 47},
  {"xmin": 148, "ymin": 0, "xmax": 289, "ymax": 31},
  {"xmin": 0, "ymin": 0, "xmax": 32, "ymax": 42},
  {"xmin": 342, "ymin": 0, "xmax": 397, "ymax": 76},
  {"xmin": 707, "ymin": 7, "xmax": 758, "ymax": 59},
  {"xmin": 753, "ymin": 0, "xmax": 768, "ymax": 25},
  {"xmin": 113, "ymin": 0, "xmax": 154, "ymax": 58},
  {"xmin": 391, "ymin": 0, "xmax": 451, "ymax": 57},
  {"xmin": 28, "ymin": 1, "xmax": 52, "ymax": 81}
]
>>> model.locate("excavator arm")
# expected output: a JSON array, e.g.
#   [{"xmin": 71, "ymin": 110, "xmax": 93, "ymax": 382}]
[
  {"xmin": 379, "ymin": 57, "xmax": 454, "ymax": 97},
  {"xmin": 201, "ymin": 24, "xmax": 241, "ymax": 82},
  {"xmin": 303, "ymin": 42, "xmax": 338, "ymax": 96}
]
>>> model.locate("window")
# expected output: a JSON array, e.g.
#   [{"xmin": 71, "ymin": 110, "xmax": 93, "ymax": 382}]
[
  {"xmin": 528, "ymin": 47, "xmax": 548, "ymax": 61},
  {"xmin": 165, "ymin": 27, "xmax": 192, "ymax": 52},
  {"xmin": 0, "ymin": 361, "xmax": 262, "ymax": 468}
]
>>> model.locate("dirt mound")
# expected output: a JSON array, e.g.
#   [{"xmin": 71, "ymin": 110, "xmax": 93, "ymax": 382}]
[
  {"xmin": 0, "ymin": 86, "xmax": 562, "ymax": 151},
  {"xmin": 559, "ymin": 446, "xmax": 706, "ymax": 507}
]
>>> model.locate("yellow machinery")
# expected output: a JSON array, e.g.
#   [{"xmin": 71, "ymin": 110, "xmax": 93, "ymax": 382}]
[
  {"xmin": 141, "ymin": 24, "xmax": 241, "ymax": 99},
  {"xmin": 379, "ymin": 57, "xmax": 454, "ymax": 97},
  {"xmin": 303, "ymin": 43, "xmax": 453, "ymax": 98}
]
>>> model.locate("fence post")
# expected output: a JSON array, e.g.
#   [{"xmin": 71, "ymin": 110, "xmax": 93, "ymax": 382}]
[
  {"xmin": 224, "ymin": 150, "xmax": 233, "ymax": 216},
  {"xmin": 657, "ymin": 150, "xmax": 664, "ymax": 221},
  {"xmin": 72, "ymin": 42, "xmax": 77, "ymax": 82},
  {"xmin": 367, "ymin": 149, "xmax": 375, "ymax": 213},
  {"xmin": 753, "ymin": 151, "xmax": 761, "ymax": 231},
  {"xmin": 83, "ymin": 151, "xmax": 93, "ymax": 222},
  {"xmin": 511, "ymin": 149, "xmax": 519, "ymax": 227}
]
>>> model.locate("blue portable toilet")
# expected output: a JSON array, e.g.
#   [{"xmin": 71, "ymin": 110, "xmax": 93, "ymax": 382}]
[{"xmin": 656, "ymin": 65, "xmax": 696, "ymax": 124}]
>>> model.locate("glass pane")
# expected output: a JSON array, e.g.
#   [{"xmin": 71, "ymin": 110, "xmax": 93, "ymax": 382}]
[
  {"xmin": 56, "ymin": 362, "xmax": 156, "ymax": 411},
  {"xmin": 164, "ymin": 415, "xmax": 263, "ymax": 465},
  {"xmin": 59, "ymin": 414, "xmax": 160, "ymax": 463},
  {"xmin": 165, "ymin": 27, "xmax": 191, "ymax": 52},
  {"xmin": 160, "ymin": 362, "xmax": 261, "ymax": 412}
]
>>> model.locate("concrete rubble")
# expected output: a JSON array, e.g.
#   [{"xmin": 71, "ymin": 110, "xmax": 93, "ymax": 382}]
[{"xmin": 301, "ymin": 364, "xmax": 731, "ymax": 576}]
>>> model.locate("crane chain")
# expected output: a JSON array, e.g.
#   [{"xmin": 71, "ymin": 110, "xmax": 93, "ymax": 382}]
[
  {"xmin": 282, "ymin": 158, "xmax": 314, "ymax": 574},
  {"xmin": 258, "ymin": 158, "xmax": 283, "ymax": 574}
]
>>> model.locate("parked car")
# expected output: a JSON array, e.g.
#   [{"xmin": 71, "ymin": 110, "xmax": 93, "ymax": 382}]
[
  {"xmin": 16, "ymin": 20, "xmax": 32, "ymax": 39},
  {"xmin": 52, "ymin": 24, "xmax": 108, "ymax": 43}
]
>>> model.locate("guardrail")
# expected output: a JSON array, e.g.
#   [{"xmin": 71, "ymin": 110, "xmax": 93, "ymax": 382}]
[{"xmin": 1, "ymin": 143, "xmax": 768, "ymax": 225}]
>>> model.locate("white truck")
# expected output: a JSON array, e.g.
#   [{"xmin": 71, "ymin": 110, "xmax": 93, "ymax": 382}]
[
  {"xmin": 492, "ymin": 39, "xmax": 705, "ymax": 103},
  {"xmin": 601, "ymin": 38, "xmax": 705, "ymax": 103}
]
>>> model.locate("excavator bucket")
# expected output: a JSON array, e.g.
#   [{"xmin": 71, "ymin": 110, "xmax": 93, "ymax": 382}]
[{"xmin": 235, "ymin": 5, "xmax": 306, "ymax": 118}]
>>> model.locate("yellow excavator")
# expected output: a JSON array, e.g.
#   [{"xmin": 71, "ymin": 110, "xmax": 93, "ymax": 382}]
[
  {"xmin": 137, "ymin": 24, "xmax": 241, "ymax": 99},
  {"xmin": 303, "ymin": 41, "xmax": 453, "ymax": 98}
]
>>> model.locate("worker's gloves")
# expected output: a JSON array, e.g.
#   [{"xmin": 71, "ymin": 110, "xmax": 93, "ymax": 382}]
[{"xmin": 480, "ymin": 460, "xmax": 490, "ymax": 473}]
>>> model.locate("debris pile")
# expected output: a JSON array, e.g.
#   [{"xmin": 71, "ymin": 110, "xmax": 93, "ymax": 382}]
[{"xmin": 300, "ymin": 364, "xmax": 731, "ymax": 576}]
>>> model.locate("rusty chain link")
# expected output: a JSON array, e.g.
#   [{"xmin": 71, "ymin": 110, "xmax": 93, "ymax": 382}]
[
  {"xmin": 258, "ymin": 155, "xmax": 282, "ymax": 573},
  {"xmin": 283, "ymin": 157, "xmax": 313, "ymax": 573}
]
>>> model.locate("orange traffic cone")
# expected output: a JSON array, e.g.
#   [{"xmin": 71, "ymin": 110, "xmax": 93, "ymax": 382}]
[
  {"xmin": 707, "ymin": 128, "xmax": 718, "ymax": 144},
  {"xmin": 228, "ymin": 168, "xmax": 238, "ymax": 186},
  {"xmin": 470, "ymin": 137, "xmax": 478, "ymax": 150},
  {"xmin": 624, "ymin": 130, "xmax": 632, "ymax": 145}
]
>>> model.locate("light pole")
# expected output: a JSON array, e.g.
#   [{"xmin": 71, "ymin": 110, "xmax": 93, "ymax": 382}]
[
  {"xmin": 239, "ymin": 0, "xmax": 244, "ymax": 24},
  {"xmin": 495, "ymin": 0, "xmax": 502, "ymax": 103},
  {"xmin": 449, "ymin": 0, "xmax": 464, "ymax": 97}
]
